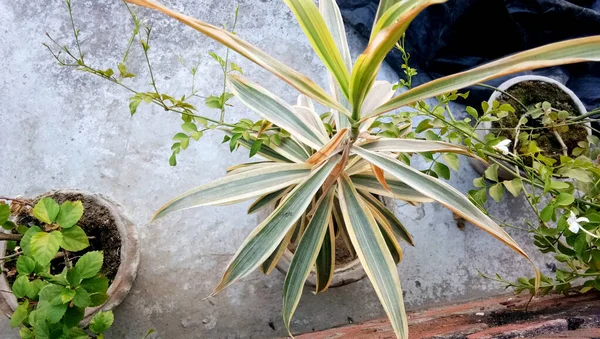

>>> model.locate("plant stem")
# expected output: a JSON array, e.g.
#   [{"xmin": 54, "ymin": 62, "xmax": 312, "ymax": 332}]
[
  {"xmin": 0, "ymin": 233, "xmax": 23, "ymax": 241},
  {"xmin": 0, "ymin": 251, "xmax": 22, "ymax": 261},
  {"xmin": 0, "ymin": 196, "xmax": 32, "ymax": 205},
  {"xmin": 552, "ymin": 130, "xmax": 569, "ymax": 156}
]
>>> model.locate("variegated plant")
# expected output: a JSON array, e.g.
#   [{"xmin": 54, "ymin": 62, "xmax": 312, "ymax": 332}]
[{"xmin": 126, "ymin": 0, "xmax": 600, "ymax": 337}]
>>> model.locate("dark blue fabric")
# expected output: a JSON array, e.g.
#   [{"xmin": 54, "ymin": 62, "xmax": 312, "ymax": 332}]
[{"xmin": 338, "ymin": 0, "xmax": 600, "ymax": 110}]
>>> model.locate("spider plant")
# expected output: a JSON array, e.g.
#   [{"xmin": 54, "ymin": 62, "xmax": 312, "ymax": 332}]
[{"xmin": 126, "ymin": 0, "xmax": 600, "ymax": 337}]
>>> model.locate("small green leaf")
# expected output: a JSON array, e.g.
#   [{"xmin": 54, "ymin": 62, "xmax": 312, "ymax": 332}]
[
  {"xmin": 33, "ymin": 198, "xmax": 60, "ymax": 224},
  {"xmin": 489, "ymin": 183, "xmax": 504, "ymax": 202},
  {"xmin": 205, "ymin": 95, "xmax": 223, "ymax": 109},
  {"xmin": 72, "ymin": 286, "xmax": 91, "ymax": 308},
  {"xmin": 36, "ymin": 300, "xmax": 67, "ymax": 324},
  {"xmin": 19, "ymin": 327, "xmax": 33, "ymax": 339},
  {"xmin": 473, "ymin": 177, "xmax": 486, "ymax": 188},
  {"xmin": 0, "ymin": 204, "xmax": 9, "ymax": 224},
  {"xmin": 89, "ymin": 292, "xmax": 109, "ymax": 307},
  {"xmin": 61, "ymin": 288, "xmax": 76, "ymax": 304},
  {"xmin": 12, "ymin": 276, "xmax": 32, "ymax": 299},
  {"xmin": 191, "ymin": 130, "xmax": 203, "ymax": 141},
  {"xmin": 540, "ymin": 204, "xmax": 555, "ymax": 222},
  {"xmin": 249, "ymin": 140, "xmax": 263, "ymax": 158},
  {"xmin": 27, "ymin": 279, "xmax": 46, "ymax": 299},
  {"xmin": 39, "ymin": 284, "xmax": 64, "ymax": 305},
  {"xmin": 80, "ymin": 275, "xmax": 109, "ymax": 294},
  {"xmin": 17, "ymin": 255, "xmax": 36, "ymax": 275},
  {"xmin": 180, "ymin": 137, "xmax": 190, "ymax": 150},
  {"xmin": 76, "ymin": 251, "xmax": 104, "ymax": 279},
  {"xmin": 20, "ymin": 226, "xmax": 41, "ymax": 256},
  {"xmin": 60, "ymin": 226, "xmax": 90, "ymax": 252},
  {"xmin": 10, "ymin": 300, "xmax": 29, "ymax": 328},
  {"xmin": 434, "ymin": 162, "xmax": 450, "ymax": 180},
  {"xmin": 181, "ymin": 122, "xmax": 197, "ymax": 133},
  {"xmin": 67, "ymin": 267, "xmax": 83, "ymax": 288},
  {"xmin": 89, "ymin": 311, "xmax": 114, "ymax": 334},
  {"xmin": 465, "ymin": 106, "xmax": 479, "ymax": 119},
  {"xmin": 55, "ymin": 201, "xmax": 83, "ymax": 229},
  {"xmin": 169, "ymin": 153, "xmax": 177, "ymax": 166},
  {"xmin": 554, "ymin": 254, "xmax": 570, "ymax": 262},
  {"xmin": 30, "ymin": 231, "xmax": 63, "ymax": 265},
  {"xmin": 502, "ymin": 178, "xmax": 523, "ymax": 197},
  {"xmin": 442, "ymin": 153, "xmax": 460, "ymax": 171},
  {"xmin": 554, "ymin": 193, "xmax": 574, "ymax": 207},
  {"xmin": 484, "ymin": 163, "xmax": 499, "ymax": 182},
  {"xmin": 63, "ymin": 306, "xmax": 85, "ymax": 328},
  {"xmin": 15, "ymin": 225, "xmax": 27, "ymax": 234}
]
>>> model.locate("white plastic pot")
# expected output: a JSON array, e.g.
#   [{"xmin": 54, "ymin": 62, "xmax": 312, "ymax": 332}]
[{"xmin": 471, "ymin": 75, "xmax": 590, "ymax": 180}]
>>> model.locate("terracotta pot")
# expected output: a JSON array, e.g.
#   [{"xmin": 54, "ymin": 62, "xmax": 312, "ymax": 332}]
[
  {"xmin": 0, "ymin": 189, "xmax": 140, "ymax": 325},
  {"xmin": 470, "ymin": 75, "xmax": 590, "ymax": 180}
]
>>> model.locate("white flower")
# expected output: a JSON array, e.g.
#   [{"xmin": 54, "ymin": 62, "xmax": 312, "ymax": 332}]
[
  {"xmin": 567, "ymin": 211, "xmax": 598, "ymax": 238},
  {"xmin": 493, "ymin": 139, "xmax": 511, "ymax": 155}
]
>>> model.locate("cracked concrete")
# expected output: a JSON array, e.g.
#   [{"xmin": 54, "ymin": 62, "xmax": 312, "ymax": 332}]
[{"xmin": 1, "ymin": 0, "xmax": 554, "ymax": 338}]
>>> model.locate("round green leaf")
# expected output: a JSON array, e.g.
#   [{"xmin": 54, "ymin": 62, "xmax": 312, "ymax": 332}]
[
  {"xmin": 33, "ymin": 198, "xmax": 60, "ymax": 224},
  {"xmin": 72, "ymin": 286, "xmax": 91, "ymax": 308},
  {"xmin": 80, "ymin": 275, "xmax": 109, "ymax": 294},
  {"xmin": 489, "ymin": 183, "xmax": 504, "ymax": 202},
  {"xmin": 10, "ymin": 301, "xmax": 29, "ymax": 328},
  {"xmin": 554, "ymin": 193, "xmax": 574, "ymax": 207},
  {"xmin": 55, "ymin": 201, "xmax": 83, "ymax": 229},
  {"xmin": 0, "ymin": 204, "xmax": 10, "ymax": 225},
  {"xmin": 20, "ymin": 226, "xmax": 42, "ymax": 256},
  {"xmin": 16, "ymin": 255, "xmax": 36, "ymax": 275},
  {"xmin": 30, "ymin": 231, "xmax": 63, "ymax": 265},
  {"xmin": 60, "ymin": 226, "xmax": 90, "ymax": 252},
  {"xmin": 38, "ymin": 284, "xmax": 64, "ymax": 305},
  {"xmin": 12, "ymin": 276, "xmax": 32, "ymax": 299},
  {"xmin": 89, "ymin": 310, "xmax": 114, "ymax": 334},
  {"xmin": 75, "ymin": 251, "xmax": 104, "ymax": 279}
]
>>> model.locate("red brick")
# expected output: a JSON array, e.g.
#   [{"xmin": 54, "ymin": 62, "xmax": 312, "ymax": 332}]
[{"xmin": 466, "ymin": 319, "xmax": 568, "ymax": 339}]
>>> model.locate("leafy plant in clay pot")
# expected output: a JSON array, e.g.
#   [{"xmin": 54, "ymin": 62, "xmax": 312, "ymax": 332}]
[
  {"xmin": 0, "ymin": 196, "xmax": 117, "ymax": 338},
  {"xmin": 47, "ymin": 0, "xmax": 600, "ymax": 337}
]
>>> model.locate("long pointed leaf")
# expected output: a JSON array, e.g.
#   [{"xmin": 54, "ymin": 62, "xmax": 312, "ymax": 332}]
[
  {"xmin": 352, "ymin": 146, "xmax": 540, "ymax": 289},
  {"xmin": 125, "ymin": 0, "xmax": 349, "ymax": 115},
  {"xmin": 319, "ymin": 0, "xmax": 353, "ymax": 130},
  {"xmin": 307, "ymin": 128, "xmax": 349, "ymax": 165},
  {"xmin": 248, "ymin": 187, "xmax": 292, "ymax": 214},
  {"xmin": 315, "ymin": 218, "xmax": 336, "ymax": 293},
  {"xmin": 153, "ymin": 163, "xmax": 312, "ymax": 220},
  {"xmin": 338, "ymin": 174, "xmax": 408, "ymax": 339},
  {"xmin": 228, "ymin": 75, "xmax": 328, "ymax": 149},
  {"xmin": 359, "ymin": 191, "xmax": 414, "ymax": 246},
  {"xmin": 282, "ymin": 187, "xmax": 335, "ymax": 334},
  {"xmin": 284, "ymin": 0, "xmax": 350, "ymax": 97},
  {"xmin": 372, "ymin": 0, "xmax": 401, "ymax": 35},
  {"xmin": 360, "ymin": 138, "xmax": 482, "ymax": 160},
  {"xmin": 226, "ymin": 130, "xmax": 292, "ymax": 162},
  {"xmin": 261, "ymin": 222, "xmax": 296, "ymax": 275},
  {"xmin": 270, "ymin": 137, "xmax": 311, "ymax": 163},
  {"xmin": 292, "ymin": 105, "xmax": 330, "ymax": 140},
  {"xmin": 212, "ymin": 156, "xmax": 340, "ymax": 294},
  {"xmin": 349, "ymin": 0, "xmax": 445, "ymax": 119},
  {"xmin": 368, "ymin": 35, "xmax": 600, "ymax": 120},
  {"xmin": 350, "ymin": 174, "xmax": 433, "ymax": 203}
]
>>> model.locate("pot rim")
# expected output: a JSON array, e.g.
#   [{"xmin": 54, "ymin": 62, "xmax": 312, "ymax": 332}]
[{"xmin": 0, "ymin": 189, "xmax": 140, "ymax": 325}]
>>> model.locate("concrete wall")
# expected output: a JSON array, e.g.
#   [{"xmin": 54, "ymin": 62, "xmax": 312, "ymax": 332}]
[{"xmin": 0, "ymin": 0, "xmax": 553, "ymax": 338}]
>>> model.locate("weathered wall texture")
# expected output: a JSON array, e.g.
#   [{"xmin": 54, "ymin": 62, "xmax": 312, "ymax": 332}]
[{"xmin": 0, "ymin": 0, "xmax": 554, "ymax": 338}]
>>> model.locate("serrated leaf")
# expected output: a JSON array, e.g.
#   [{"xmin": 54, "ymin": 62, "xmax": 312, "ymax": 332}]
[
  {"xmin": 36, "ymin": 300, "xmax": 67, "ymax": 324},
  {"xmin": 89, "ymin": 292, "xmax": 109, "ymax": 307},
  {"xmin": 61, "ymin": 288, "xmax": 76, "ymax": 304},
  {"xmin": 80, "ymin": 275, "xmax": 109, "ymax": 294},
  {"xmin": 10, "ymin": 300, "xmax": 29, "ymax": 328},
  {"xmin": 55, "ymin": 201, "xmax": 83, "ymax": 229},
  {"xmin": 33, "ymin": 198, "xmax": 60, "ymax": 224},
  {"xmin": 89, "ymin": 311, "xmax": 114, "ymax": 334},
  {"xmin": 76, "ymin": 251, "xmax": 104, "ymax": 279},
  {"xmin": 63, "ymin": 306, "xmax": 85, "ymax": 328},
  {"xmin": 20, "ymin": 226, "xmax": 41, "ymax": 256},
  {"xmin": 67, "ymin": 267, "xmax": 83, "ymax": 288},
  {"xmin": 30, "ymin": 231, "xmax": 63, "ymax": 265},
  {"xmin": 60, "ymin": 226, "xmax": 90, "ymax": 252},
  {"xmin": 72, "ymin": 286, "xmax": 91, "ymax": 308},
  {"xmin": 17, "ymin": 255, "xmax": 36, "ymax": 275},
  {"xmin": 39, "ymin": 284, "xmax": 64, "ymax": 305}
]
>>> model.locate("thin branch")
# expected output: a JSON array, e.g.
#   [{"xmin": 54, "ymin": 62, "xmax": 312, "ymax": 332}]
[
  {"xmin": 552, "ymin": 130, "xmax": 569, "ymax": 156},
  {"xmin": 0, "ymin": 233, "xmax": 23, "ymax": 241}
]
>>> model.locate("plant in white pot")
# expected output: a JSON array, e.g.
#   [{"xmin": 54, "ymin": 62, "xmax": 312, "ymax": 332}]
[
  {"xmin": 471, "ymin": 75, "xmax": 592, "ymax": 180},
  {"xmin": 0, "ymin": 191, "xmax": 139, "ymax": 338},
  {"xmin": 47, "ymin": 0, "xmax": 600, "ymax": 337}
]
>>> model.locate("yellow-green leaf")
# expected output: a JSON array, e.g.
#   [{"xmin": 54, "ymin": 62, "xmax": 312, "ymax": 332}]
[{"xmin": 284, "ymin": 0, "xmax": 350, "ymax": 97}]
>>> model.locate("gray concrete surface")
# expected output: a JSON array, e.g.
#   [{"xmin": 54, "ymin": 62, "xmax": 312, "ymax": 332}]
[{"xmin": 0, "ymin": 0, "xmax": 555, "ymax": 338}]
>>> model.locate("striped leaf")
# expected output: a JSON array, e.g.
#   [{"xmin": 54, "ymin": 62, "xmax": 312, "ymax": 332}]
[
  {"xmin": 338, "ymin": 174, "xmax": 408, "ymax": 339},
  {"xmin": 292, "ymin": 105, "xmax": 329, "ymax": 140},
  {"xmin": 377, "ymin": 217, "xmax": 403, "ymax": 264},
  {"xmin": 282, "ymin": 187, "xmax": 335, "ymax": 334},
  {"xmin": 248, "ymin": 187, "xmax": 292, "ymax": 214},
  {"xmin": 353, "ymin": 146, "xmax": 540, "ymax": 289},
  {"xmin": 368, "ymin": 35, "xmax": 600, "ymax": 120},
  {"xmin": 226, "ymin": 161, "xmax": 275, "ymax": 175},
  {"xmin": 228, "ymin": 75, "xmax": 329, "ymax": 149},
  {"xmin": 349, "ymin": 0, "xmax": 445, "ymax": 119},
  {"xmin": 212, "ymin": 156, "xmax": 340, "ymax": 295},
  {"xmin": 360, "ymin": 81, "xmax": 396, "ymax": 131},
  {"xmin": 360, "ymin": 138, "xmax": 480, "ymax": 159},
  {"xmin": 307, "ymin": 128, "xmax": 349, "ymax": 165},
  {"xmin": 285, "ymin": 0, "xmax": 351, "ymax": 98},
  {"xmin": 270, "ymin": 137, "xmax": 311, "ymax": 163},
  {"xmin": 315, "ymin": 219, "xmax": 335, "ymax": 293},
  {"xmin": 125, "ymin": 0, "xmax": 349, "ymax": 115},
  {"xmin": 153, "ymin": 163, "xmax": 312, "ymax": 220},
  {"xmin": 372, "ymin": 0, "xmax": 401, "ymax": 35},
  {"xmin": 319, "ymin": 0, "xmax": 353, "ymax": 129},
  {"xmin": 228, "ymin": 131, "xmax": 292, "ymax": 162},
  {"xmin": 333, "ymin": 199, "xmax": 356, "ymax": 258},
  {"xmin": 359, "ymin": 191, "xmax": 414, "ymax": 246},
  {"xmin": 261, "ymin": 223, "xmax": 296, "ymax": 275},
  {"xmin": 350, "ymin": 174, "xmax": 433, "ymax": 203}
]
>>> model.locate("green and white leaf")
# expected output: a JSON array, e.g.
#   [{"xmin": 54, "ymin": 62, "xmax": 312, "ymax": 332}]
[
  {"xmin": 154, "ymin": 163, "xmax": 312, "ymax": 220},
  {"xmin": 350, "ymin": 174, "xmax": 432, "ymax": 202},
  {"xmin": 338, "ymin": 174, "xmax": 408, "ymax": 339},
  {"xmin": 212, "ymin": 156, "xmax": 340, "ymax": 295}
]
